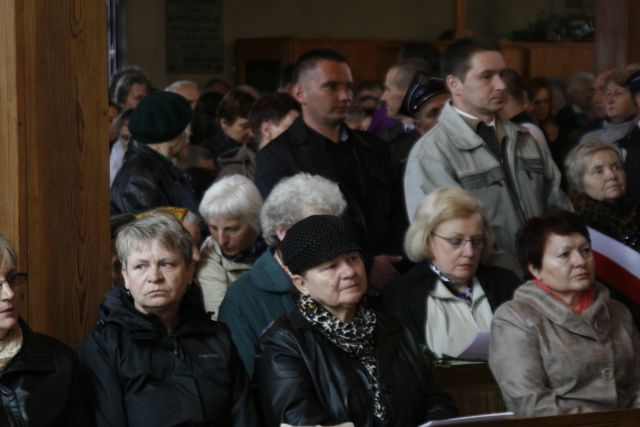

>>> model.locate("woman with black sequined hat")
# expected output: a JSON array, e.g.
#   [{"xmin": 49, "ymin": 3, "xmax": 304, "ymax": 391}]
[{"xmin": 252, "ymin": 214, "xmax": 457, "ymax": 427}]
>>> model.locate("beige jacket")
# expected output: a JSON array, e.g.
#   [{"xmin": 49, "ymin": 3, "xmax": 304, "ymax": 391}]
[
  {"xmin": 489, "ymin": 281, "xmax": 640, "ymax": 416},
  {"xmin": 196, "ymin": 237, "xmax": 251, "ymax": 319}
]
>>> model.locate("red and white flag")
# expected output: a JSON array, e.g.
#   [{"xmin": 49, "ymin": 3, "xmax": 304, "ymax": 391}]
[{"xmin": 589, "ymin": 227, "xmax": 640, "ymax": 306}]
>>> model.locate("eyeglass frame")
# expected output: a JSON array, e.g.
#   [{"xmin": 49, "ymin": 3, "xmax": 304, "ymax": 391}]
[
  {"xmin": 0, "ymin": 272, "xmax": 28, "ymax": 289},
  {"xmin": 431, "ymin": 233, "xmax": 484, "ymax": 249}
]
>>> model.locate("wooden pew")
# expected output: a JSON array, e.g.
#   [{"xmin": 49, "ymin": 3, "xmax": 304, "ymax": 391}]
[
  {"xmin": 439, "ymin": 408, "xmax": 640, "ymax": 426},
  {"xmin": 433, "ymin": 363, "xmax": 506, "ymax": 415}
]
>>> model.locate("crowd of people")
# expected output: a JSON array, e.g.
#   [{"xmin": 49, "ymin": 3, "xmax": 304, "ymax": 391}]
[{"xmin": 2, "ymin": 34, "xmax": 640, "ymax": 426}]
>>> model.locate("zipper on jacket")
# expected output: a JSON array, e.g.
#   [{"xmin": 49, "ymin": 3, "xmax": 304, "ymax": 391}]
[{"xmin": 172, "ymin": 335, "xmax": 184, "ymax": 360}]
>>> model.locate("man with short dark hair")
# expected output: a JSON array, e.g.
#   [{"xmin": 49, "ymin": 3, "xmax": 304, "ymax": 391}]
[
  {"xmin": 404, "ymin": 36, "xmax": 570, "ymax": 260},
  {"xmin": 248, "ymin": 92, "xmax": 300, "ymax": 151},
  {"xmin": 255, "ymin": 48, "xmax": 400, "ymax": 292}
]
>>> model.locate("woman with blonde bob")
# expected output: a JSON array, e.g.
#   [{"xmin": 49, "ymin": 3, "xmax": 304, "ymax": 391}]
[
  {"xmin": 197, "ymin": 174, "xmax": 265, "ymax": 317},
  {"xmin": 383, "ymin": 187, "xmax": 520, "ymax": 358}
]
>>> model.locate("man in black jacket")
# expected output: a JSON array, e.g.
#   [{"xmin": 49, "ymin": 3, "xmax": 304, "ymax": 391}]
[
  {"xmin": 254, "ymin": 48, "xmax": 400, "ymax": 293},
  {"xmin": 111, "ymin": 91, "xmax": 198, "ymax": 215}
]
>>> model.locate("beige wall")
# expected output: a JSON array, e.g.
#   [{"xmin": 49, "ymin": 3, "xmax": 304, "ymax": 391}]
[{"xmin": 125, "ymin": 0, "xmax": 559, "ymax": 88}]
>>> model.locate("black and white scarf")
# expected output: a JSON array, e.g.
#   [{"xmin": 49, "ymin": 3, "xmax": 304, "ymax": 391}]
[
  {"xmin": 428, "ymin": 260, "xmax": 473, "ymax": 306},
  {"xmin": 297, "ymin": 295, "xmax": 388, "ymax": 424}
]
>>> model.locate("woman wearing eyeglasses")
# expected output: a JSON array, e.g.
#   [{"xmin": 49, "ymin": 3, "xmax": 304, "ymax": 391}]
[
  {"xmin": 0, "ymin": 235, "xmax": 89, "ymax": 425},
  {"xmin": 382, "ymin": 187, "xmax": 520, "ymax": 359}
]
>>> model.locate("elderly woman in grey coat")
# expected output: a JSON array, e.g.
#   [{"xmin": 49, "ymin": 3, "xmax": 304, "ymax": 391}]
[{"xmin": 489, "ymin": 211, "xmax": 640, "ymax": 416}]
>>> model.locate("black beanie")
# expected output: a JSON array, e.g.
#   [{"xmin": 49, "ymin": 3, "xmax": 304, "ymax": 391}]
[
  {"xmin": 281, "ymin": 215, "xmax": 361, "ymax": 275},
  {"xmin": 128, "ymin": 92, "xmax": 192, "ymax": 143}
]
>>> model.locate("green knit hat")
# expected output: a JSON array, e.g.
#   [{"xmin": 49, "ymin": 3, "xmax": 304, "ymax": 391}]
[{"xmin": 128, "ymin": 91, "xmax": 192, "ymax": 143}]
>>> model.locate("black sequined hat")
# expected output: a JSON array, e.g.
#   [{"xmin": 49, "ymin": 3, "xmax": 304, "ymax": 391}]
[
  {"xmin": 398, "ymin": 72, "xmax": 447, "ymax": 118},
  {"xmin": 280, "ymin": 215, "xmax": 361, "ymax": 275}
]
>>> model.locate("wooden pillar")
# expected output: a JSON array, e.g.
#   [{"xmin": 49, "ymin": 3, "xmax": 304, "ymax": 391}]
[
  {"xmin": 594, "ymin": 0, "xmax": 629, "ymax": 71},
  {"xmin": 0, "ymin": 1, "xmax": 111, "ymax": 348}
]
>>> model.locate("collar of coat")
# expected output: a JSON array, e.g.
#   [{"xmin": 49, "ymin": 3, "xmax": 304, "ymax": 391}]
[
  {"xmin": 0, "ymin": 319, "xmax": 57, "ymax": 375},
  {"xmin": 286, "ymin": 306, "xmax": 405, "ymax": 377},
  {"xmin": 286, "ymin": 116, "xmax": 374, "ymax": 152},
  {"xmin": 97, "ymin": 286, "xmax": 219, "ymax": 339},
  {"xmin": 439, "ymin": 102, "xmax": 530, "ymax": 152},
  {"xmin": 248, "ymin": 249, "xmax": 293, "ymax": 293},
  {"xmin": 127, "ymin": 140, "xmax": 184, "ymax": 180},
  {"xmin": 514, "ymin": 281, "xmax": 612, "ymax": 342}
]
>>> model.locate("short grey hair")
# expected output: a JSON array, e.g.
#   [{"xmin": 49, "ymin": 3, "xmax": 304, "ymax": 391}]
[
  {"xmin": 165, "ymin": 80, "xmax": 199, "ymax": 93},
  {"xmin": 116, "ymin": 213, "xmax": 193, "ymax": 267},
  {"xmin": 565, "ymin": 139, "xmax": 624, "ymax": 192},
  {"xmin": 260, "ymin": 173, "xmax": 347, "ymax": 247},
  {"xmin": 405, "ymin": 187, "xmax": 494, "ymax": 263},
  {"xmin": 199, "ymin": 174, "xmax": 263, "ymax": 233},
  {"xmin": 0, "ymin": 235, "xmax": 17, "ymax": 269}
]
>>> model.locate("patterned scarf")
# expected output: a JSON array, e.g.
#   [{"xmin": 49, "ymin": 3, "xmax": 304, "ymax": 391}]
[
  {"xmin": 223, "ymin": 238, "xmax": 268, "ymax": 264},
  {"xmin": 570, "ymin": 191, "xmax": 640, "ymax": 250},
  {"xmin": 428, "ymin": 261, "xmax": 473, "ymax": 305},
  {"xmin": 297, "ymin": 295, "xmax": 388, "ymax": 424},
  {"xmin": 0, "ymin": 324, "xmax": 23, "ymax": 372}
]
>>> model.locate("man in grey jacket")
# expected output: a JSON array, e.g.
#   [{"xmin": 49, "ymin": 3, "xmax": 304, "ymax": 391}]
[{"xmin": 404, "ymin": 36, "xmax": 571, "ymax": 259}]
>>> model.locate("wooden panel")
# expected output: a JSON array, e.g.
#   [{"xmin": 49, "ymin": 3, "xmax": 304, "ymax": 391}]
[
  {"xmin": 434, "ymin": 363, "xmax": 506, "ymax": 416},
  {"xmin": 0, "ymin": 0, "xmax": 28, "ymax": 311},
  {"xmin": 0, "ymin": 0, "xmax": 111, "ymax": 348},
  {"xmin": 594, "ymin": 0, "xmax": 629, "ymax": 71},
  {"xmin": 627, "ymin": 1, "xmax": 640, "ymax": 66},
  {"xmin": 235, "ymin": 37, "xmax": 596, "ymax": 90},
  {"xmin": 526, "ymin": 43, "xmax": 595, "ymax": 80},
  {"xmin": 443, "ymin": 408, "xmax": 640, "ymax": 426},
  {"xmin": 501, "ymin": 44, "xmax": 529, "ymax": 79}
]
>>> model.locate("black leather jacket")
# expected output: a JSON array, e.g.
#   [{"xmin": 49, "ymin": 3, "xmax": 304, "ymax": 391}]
[
  {"xmin": 110, "ymin": 140, "xmax": 198, "ymax": 215},
  {"xmin": 253, "ymin": 307, "xmax": 458, "ymax": 426},
  {"xmin": 0, "ymin": 319, "xmax": 89, "ymax": 426},
  {"xmin": 79, "ymin": 287, "xmax": 257, "ymax": 427}
]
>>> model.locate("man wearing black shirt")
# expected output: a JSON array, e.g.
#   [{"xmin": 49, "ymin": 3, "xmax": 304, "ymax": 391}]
[{"xmin": 254, "ymin": 48, "xmax": 400, "ymax": 292}]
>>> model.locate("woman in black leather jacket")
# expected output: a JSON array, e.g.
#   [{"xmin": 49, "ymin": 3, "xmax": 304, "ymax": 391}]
[
  {"xmin": 80, "ymin": 213, "xmax": 257, "ymax": 426},
  {"xmin": 253, "ymin": 215, "xmax": 457, "ymax": 426},
  {"xmin": 0, "ymin": 235, "xmax": 89, "ymax": 426}
]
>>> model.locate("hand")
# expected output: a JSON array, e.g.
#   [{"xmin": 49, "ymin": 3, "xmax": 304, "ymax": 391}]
[{"xmin": 367, "ymin": 255, "xmax": 402, "ymax": 297}]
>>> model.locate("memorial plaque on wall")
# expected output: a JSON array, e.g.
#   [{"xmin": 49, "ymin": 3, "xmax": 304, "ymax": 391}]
[{"xmin": 166, "ymin": 0, "xmax": 222, "ymax": 74}]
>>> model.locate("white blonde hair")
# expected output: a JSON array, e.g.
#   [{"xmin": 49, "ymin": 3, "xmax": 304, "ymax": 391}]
[
  {"xmin": 260, "ymin": 173, "xmax": 347, "ymax": 246},
  {"xmin": 199, "ymin": 174, "xmax": 263, "ymax": 233},
  {"xmin": 404, "ymin": 187, "xmax": 494, "ymax": 262}
]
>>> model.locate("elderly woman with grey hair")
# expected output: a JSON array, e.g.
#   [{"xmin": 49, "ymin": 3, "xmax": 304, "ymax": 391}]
[
  {"xmin": 566, "ymin": 139, "xmax": 640, "ymax": 251},
  {"xmin": 197, "ymin": 174, "xmax": 266, "ymax": 318},
  {"xmin": 217, "ymin": 172, "xmax": 347, "ymax": 375},
  {"xmin": 382, "ymin": 187, "xmax": 520, "ymax": 359},
  {"xmin": 80, "ymin": 213, "xmax": 257, "ymax": 426}
]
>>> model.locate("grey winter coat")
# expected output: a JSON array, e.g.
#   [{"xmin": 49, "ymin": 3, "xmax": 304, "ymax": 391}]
[
  {"xmin": 489, "ymin": 281, "xmax": 640, "ymax": 416},
  {"xmin": 404, "ymin": 102, "xmax": 571, "ymax": 256}
]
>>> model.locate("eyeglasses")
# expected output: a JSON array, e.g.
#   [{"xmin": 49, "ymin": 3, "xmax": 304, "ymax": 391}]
[
  {"xmin": 0, "ymin": 271, "xmax": 28, "ymax": 289},
  {"xmin": 432, "ymin": 233, "xmax": 483, "ymax": 248}
]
